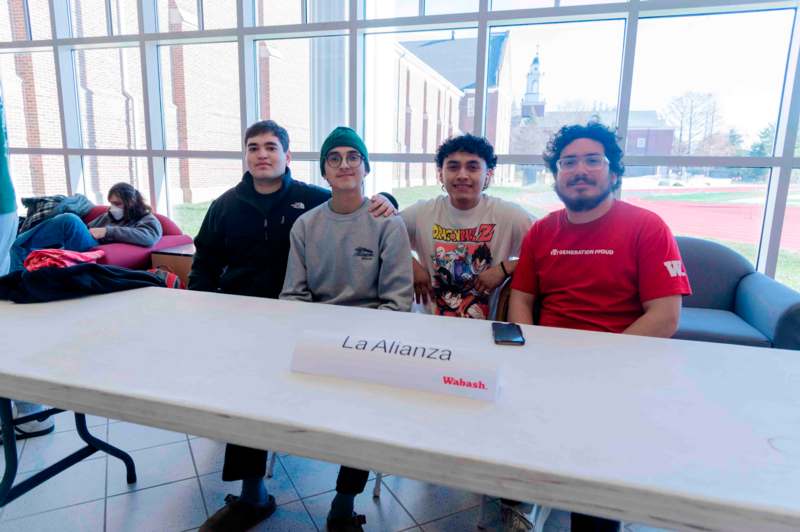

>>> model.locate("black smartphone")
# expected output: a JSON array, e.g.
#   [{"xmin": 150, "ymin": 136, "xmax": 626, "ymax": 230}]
[{"xmin": 492, "ymin": 321, "xmax": 525, "ymax": 346}]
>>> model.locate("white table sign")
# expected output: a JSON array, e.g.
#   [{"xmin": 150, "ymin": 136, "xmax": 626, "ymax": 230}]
[{"xmin": 291, "ymin": 330, "xmax": 501, "ymax": 401}]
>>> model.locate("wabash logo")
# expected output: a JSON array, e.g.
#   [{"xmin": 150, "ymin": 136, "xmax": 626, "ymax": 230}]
[{"xmin": 663, "ymin": 260, "xmax": 687, "ymax": 278}]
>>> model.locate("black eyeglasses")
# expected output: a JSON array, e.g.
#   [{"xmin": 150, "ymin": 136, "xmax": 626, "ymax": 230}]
[{"xmin": 325, "ymin": 152, "xmax": 363, "ymax": 168}]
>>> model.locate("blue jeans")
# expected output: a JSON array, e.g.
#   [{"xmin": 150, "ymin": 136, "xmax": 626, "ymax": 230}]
[
  {"xmin": 10, "ymin": 213, "xmax": 98, "ymax": 272},
  {"xmin": 0, "ymin": 211, "xmax": 17, "ymax": 276}
]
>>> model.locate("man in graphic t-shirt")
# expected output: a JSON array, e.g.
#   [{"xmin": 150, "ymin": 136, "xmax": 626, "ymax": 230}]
[
  {"xmin": 400, "ymin": 133, "xmax": 536, "ymax": 531},
  {"xmin": 508, "ymin": 121, "xmax": 692, "ymax": 532},
  {"xmin": 400, "ymin": 134, "xmax": 533, "ymax": 320}
]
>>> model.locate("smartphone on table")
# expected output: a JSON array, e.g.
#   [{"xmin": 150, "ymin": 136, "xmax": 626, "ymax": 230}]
[{"xmin": 492, "ymin": 321, "xmax": 525, "ymax": 346}]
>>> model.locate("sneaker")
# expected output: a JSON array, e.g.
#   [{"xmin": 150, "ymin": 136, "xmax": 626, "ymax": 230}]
[
  {"xmin": 501, "ymin": 502, "xmax": 533, "ymax": 532},
  {"xmin": 0, "ymin": 404, "xmax": 55, "ymax": 444},
  {"xmin": 199, "ymin": 494, "xmax": 276, "ymax": 532},
  {"xmin": 326, "ymin": 512, "xmax": 367, "ymax": 532}
]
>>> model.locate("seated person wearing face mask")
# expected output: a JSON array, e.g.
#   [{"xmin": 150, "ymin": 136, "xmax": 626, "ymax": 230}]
[{"xmin": 9, "ymin": 182, "xmax": 162, "ymax": 271}]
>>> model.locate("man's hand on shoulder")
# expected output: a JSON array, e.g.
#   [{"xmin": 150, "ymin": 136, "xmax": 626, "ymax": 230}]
[{"xmin": 368, "ymin": 194, "xmax": 397, "ymax": 218}]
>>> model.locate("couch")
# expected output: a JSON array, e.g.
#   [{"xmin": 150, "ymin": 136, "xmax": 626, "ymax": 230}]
[
  {"xmin": 82, "ymin": 206, "xmax": 193, "ymax": 270},
  {"xmin": 673, "ymin": 236, "xmax": 800, "ymax": 350}
]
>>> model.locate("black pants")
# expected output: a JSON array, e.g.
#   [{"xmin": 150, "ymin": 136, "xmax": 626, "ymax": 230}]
[
  {"xmin": 222, "ymin": 443, "xmax": 267, "ymax": 481},
  {"xmin": 571, "ymin": 512, "xmax": 620, "ymax": 531},
  {"xmin": 222, "ymin": 443, "xmax": 369, "ymax": 496},
  {"xmin": 335, "ymin": 466, "xmax": 369, "ymax": 495}
]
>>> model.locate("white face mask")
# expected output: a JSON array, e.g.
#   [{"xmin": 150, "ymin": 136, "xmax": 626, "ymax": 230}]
[{"xmin": 109, "ymin": 205, "xmax": 124, "ymax": 221}]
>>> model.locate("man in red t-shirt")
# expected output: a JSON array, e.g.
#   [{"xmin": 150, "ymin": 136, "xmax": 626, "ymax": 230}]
[{"xmin": 509, "ymin": 122, "xmax": 691, "ymax": 531}]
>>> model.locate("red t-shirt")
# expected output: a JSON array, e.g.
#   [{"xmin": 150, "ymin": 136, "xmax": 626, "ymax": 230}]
[{"xmin": 511, "ymin": 201, "xmax": 692, "ymax": 333}]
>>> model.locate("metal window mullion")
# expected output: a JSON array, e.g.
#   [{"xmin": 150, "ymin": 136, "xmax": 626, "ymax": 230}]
[
  {"xmin": 23, "ymin": 0, "xmax": 33, "ymax": 40},
  {"xmin": 138, "ymin": 0, "xmax": 166, "ymax": 211},
  {"xmin": 238, "ymin": 0, "xmax": 257, "ymax": 169},
  {"xmin": 197, "ymin": 0, "xmax": 204, "ymax": 31},
  {"xmin": 615, "ymin": 1, "xmax": 639, "ymax": 151},
  {"xmin": 419, "ymin": 0, "xmax": 425, "ymax": 17},
  {"xmin": 302, "ymin": 0, "xmax": 308, "ymax": 24},
  {"xmin": 756, "ymin": 9, "xmax": 800, "ymax": 276},
  {"xmin": 51, "ymin": 0, "xmax": 84, "ymax": 196},
  {"xmin": 472, "ymin": 0, "xmax": 489, "ymax": 136},
  {"xmin": 349, "ymin": 0, "xmax": 359, "ymax": 131},
  {"xmin": 105, "ymin": 0, "xmax": 113, "ymax": 36}
]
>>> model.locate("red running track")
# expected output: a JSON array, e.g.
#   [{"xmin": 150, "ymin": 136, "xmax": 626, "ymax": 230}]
[{"xmin": 624, "ymin": 198, "xmax": 800, "ymax": 252}]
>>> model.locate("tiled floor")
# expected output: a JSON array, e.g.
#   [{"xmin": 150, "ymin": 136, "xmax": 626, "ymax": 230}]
[{"xmin": 0, "ymin": 412, "xmax": 671, "ymax": 532}]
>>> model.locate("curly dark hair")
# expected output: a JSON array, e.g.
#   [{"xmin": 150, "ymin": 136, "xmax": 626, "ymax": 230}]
[
  {"xmin": 108, "ymin": 182, "xmax": 151, "ymax": 221},
  {"xmin": 542, "ymin": 121, "xmax": 625, "ymax": 189},
  {"xmin": 244, "ymin": 120, "xmax": 290, "ymax": 152},
  {"xmin": 435, "ymin": 134, "xmax": 498, "ymax": 171}
]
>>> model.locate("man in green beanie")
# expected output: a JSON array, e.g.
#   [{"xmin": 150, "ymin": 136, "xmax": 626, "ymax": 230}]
[
  {"xmin": 281, "ymin": 126, "xmax": 412, "ymax": 532},
  {"xmin": 194, "ymin": 121, "xmax": 400, "ymax": 532}
]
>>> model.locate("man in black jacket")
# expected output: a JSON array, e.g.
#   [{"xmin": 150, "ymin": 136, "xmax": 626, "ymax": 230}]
[{"xmin": 191, "ymin": 120, "xmax": 396, "ymax": 532}]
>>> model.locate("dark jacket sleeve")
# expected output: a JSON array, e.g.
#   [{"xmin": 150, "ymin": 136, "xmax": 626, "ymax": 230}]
[
  {"xmin": 188, "ymin": 200, "xmax": 225, "ymax": 292},
  {"xmin": 378, "ymin": 192, "xmax": 399, "ymax": 210},
  {"xmin": 100, "ymin": 213, "xmax": 163, "ymax": 247}
]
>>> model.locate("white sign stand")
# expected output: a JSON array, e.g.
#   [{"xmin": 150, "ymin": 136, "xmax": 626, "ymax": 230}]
[{"xmin": 292, "ymin": 331, "xmax": 501, "ymax": 401}]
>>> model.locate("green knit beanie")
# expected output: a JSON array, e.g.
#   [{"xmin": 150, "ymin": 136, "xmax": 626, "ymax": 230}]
[{"xmin": 319, "ymin": 126, "xmax": 370, "ymax": 176}]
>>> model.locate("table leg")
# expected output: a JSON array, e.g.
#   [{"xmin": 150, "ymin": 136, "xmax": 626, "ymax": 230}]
[
  {"xmin": 0, "ymin": 399, "xmax": 137, "ymax": 506},
  {"xmin": 75, "ymin": 413, "xmax": 136, "ymax": 484},
  {"xmin": 0, "ymin": 398, "xmax": 19, "ymax": 507}
]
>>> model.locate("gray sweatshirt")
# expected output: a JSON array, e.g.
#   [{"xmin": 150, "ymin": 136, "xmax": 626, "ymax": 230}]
[
  {"xmin": 280, "ymin": 199, "xmax": 413, "ymax": 311},
  {"xmin": 88, "ymin": 212, "xmax": 163, "ymax": 247}
]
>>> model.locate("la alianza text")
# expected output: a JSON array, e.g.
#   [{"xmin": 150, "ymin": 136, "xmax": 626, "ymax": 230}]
[{"xmin": 341, "ymin": 336, "xmax": 452, "ymax": 360}]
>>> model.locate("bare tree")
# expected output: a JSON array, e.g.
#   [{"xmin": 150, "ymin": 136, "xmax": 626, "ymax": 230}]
[{"xmin": 664, "ymin": 92, "xmax": 718, "ymax": 155}]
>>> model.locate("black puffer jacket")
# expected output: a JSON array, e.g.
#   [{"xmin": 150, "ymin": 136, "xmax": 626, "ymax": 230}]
[{"xmin": 188, "ymin": 170, "xmax": 331, "ymax": 298}]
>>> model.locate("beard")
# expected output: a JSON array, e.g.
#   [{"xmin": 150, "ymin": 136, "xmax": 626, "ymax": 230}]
[{"xmin": 554, "ymin": 175, "xmax": 614, "ymax": 212}]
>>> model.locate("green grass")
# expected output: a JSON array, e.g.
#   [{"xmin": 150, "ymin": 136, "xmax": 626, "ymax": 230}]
[
  {"xmin": 633, "ymin": 191, "xmax": 765, "ymax": 203},
  {"xmin": 172, "ymin": 201, "xmax": 211, "ymax": 239}
]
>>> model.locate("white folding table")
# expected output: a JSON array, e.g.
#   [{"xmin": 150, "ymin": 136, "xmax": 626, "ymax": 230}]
[{"xmin": 0, "ymin": 287, "xmax": 798, "ymax": 531}]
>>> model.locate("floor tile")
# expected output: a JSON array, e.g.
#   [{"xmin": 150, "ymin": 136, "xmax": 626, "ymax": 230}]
[
  {"xmin": 107, "ymin": 422, "xmax": 186, "ymax": 452},
  {"xmin": 304, "ymin": 478, "xmax": 417, "ymax": 532},
  {"xmin": 1, "ymin": 458, "xmax": 106, "ymax": 520},
  {"xmin": 52, "ymin": 412, "xmax": 106, "ymax": 434},
  {"xmin": 198, "ymin": 457, "xmax": 300, "ymax": 512},
  {"xmin": 107, "ymin": 440, "xmax": 196, "ymax": 496},
  {"xmin": 245, "ymin": 500, "xmax": 317, "ymax": 532},
  {"xmin": 188, "ymin": 438, "xmax": 225, "ymax": 476},
  {"xmin": 280, "ymin": 454, "xmax": 377, "ymax": 499},
  {"xmin": 106, "ymin": 477, "xmax": 206, "ymax": 532},
  {"xmin": 0, "ymin": 499, "xmax": 104, "ymax": 532},
  {"xmin": 17, "ymin": 429, "xmax": 106, "ymax": 473},
  {"xmin": 381, "ymin": 475, "xmax": 482, "ymax": 524},
  {"xmin": 419, "ymin": 504, "xmax": 495, "ymax": 531}
]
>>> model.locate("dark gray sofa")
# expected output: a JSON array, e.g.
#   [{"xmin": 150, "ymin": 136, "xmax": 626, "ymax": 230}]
[{"xmin": 673, "ymin": 236, "xmax": 800, "ymax": 350}]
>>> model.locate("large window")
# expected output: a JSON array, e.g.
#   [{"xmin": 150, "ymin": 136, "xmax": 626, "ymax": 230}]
[
  {"xmin": 159, "ymin": 42, "xmax": 241, "ymax": 151},
  {"xmin": 0, "ymin": 51, "xmax": 61, "ymax": 147},
  {"xmin": 255, "ymin": 36, "xmax": 347, "ymax": 152},
  {"xmin": 631, "ymin": 10, "xmax": 793, "ymax": 157},
  {"xmin": 0, "ymin": 1, "xmax": 797, "ymax": 281},
  {"xmin": 620, "ymin": 166, "xmax": 770, "ymax": 264},
  {"xmin": 493, "ymin": 19, "xmax": 625, "ymax": 155},
  {"xmin": 777, "ymin": 174, "xmax": 800, "ymax": 291},
  {"xmin": 74, "ymin": 47, "xmax": 145, "ymax": 150},
  {"xmin": 365, "ymin": 28, "xmax": 477, "ymax": 154}
]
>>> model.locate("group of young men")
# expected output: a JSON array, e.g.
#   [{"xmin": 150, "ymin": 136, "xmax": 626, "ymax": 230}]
[{"xmin": 188, "ymin": 119, "xmax": 692, "ymax": 532}]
